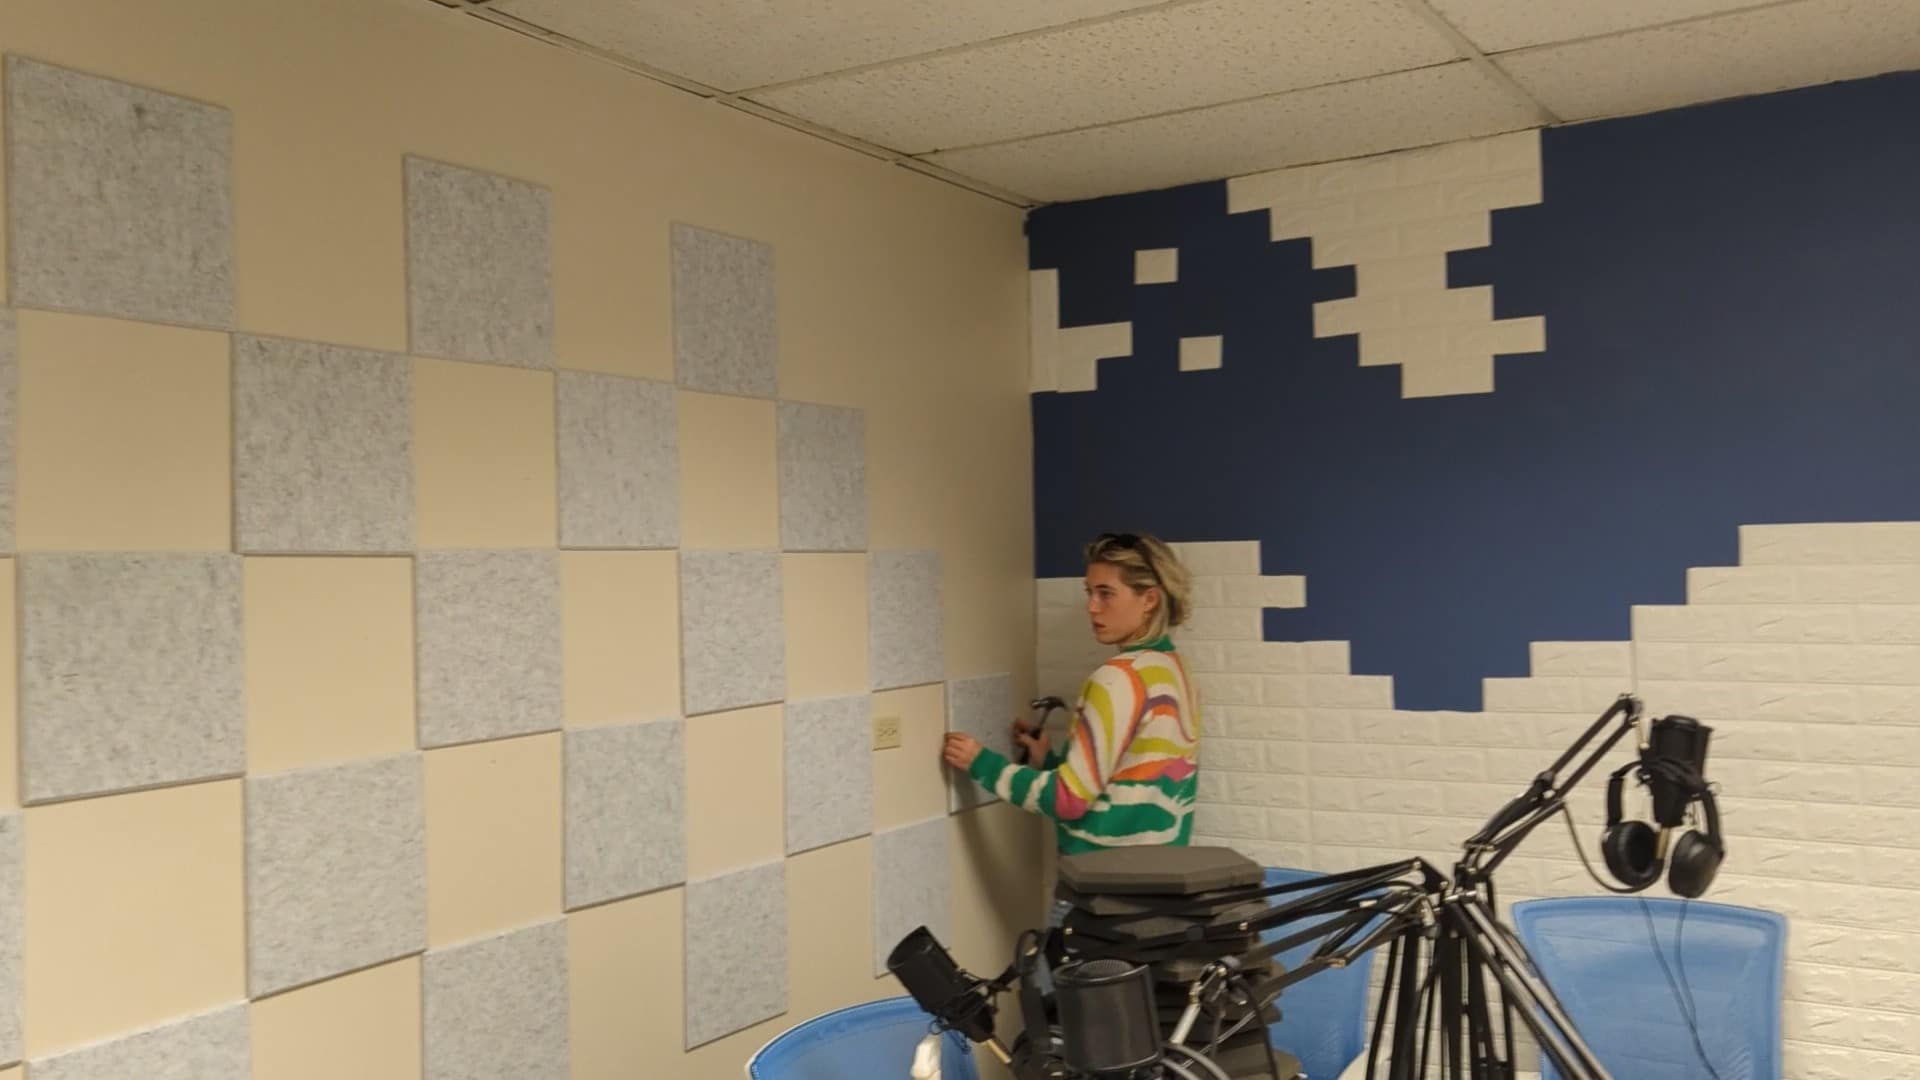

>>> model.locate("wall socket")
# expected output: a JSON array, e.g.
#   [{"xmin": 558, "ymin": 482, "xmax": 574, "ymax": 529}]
[{"xmin": 872, "ymin": 715, "xmax": 902, "ymax": 750}]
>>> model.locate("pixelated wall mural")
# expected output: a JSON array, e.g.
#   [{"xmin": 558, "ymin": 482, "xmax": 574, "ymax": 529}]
[{"xmin": 1029, "ymin": 70, "xmax": 1920, "ymax": 712}]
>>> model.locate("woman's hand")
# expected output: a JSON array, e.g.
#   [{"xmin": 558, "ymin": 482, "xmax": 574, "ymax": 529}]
[
  {"xmin": 942, "ymin": 733, "xmax": 983, "ymax": 771},
  {"xmin": 1011, "ymin": 717, "xmax": 1051, "ymax": 764}
]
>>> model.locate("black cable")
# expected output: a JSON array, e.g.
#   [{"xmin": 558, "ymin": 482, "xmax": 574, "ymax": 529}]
[{"xmin": 1558, "ymin": 806, "xmax": 1723, "ymax": 1080}]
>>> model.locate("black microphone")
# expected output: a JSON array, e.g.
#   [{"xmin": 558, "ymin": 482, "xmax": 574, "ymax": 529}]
[{"xmin": 1642, "ymin": 715, "xmax": 1712, "ymax": 855}]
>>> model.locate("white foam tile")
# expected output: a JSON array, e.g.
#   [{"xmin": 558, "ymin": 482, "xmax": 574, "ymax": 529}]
[
  {"xmin": 1499, "ymin": 0, "xmax": 1920, "ymax": 122},
  {"xmin": 0, "ymin": 310, "xmax": 14, "ymax": 551},
  {"xmin": 232, "ymin": 335, "xmax": 413, "ymax": 554},
  {"xmin": 491, "ymin": 0, "xmax": 1164, "ymax": 90},
  {"xmin": 685, "ymin": 862, "xmax": 786, "ymax": 1048},
  {"xmin": 19, "ymin": 553, "xmax": 243, "ymax": 802},
  {"xmin": 923, "ymin": 63, "xmax": 1541, "ymax": 204},
  {"xmin": 0, "ymin": 814, "xmax": 18, "ymax": 1062},
  {"xmin": 405, "ymin": 156, "xmax": 553, "ymax": 369},
  {"xmin": 671, "ymin": 223, "xmax": 777, "ymax": 398},
  {"xmin": 869, "ymin": 551, "xmax": 944, "ymax": 690},
  {"xmin": 947, "ymin": 674, "xmax": 1015, "ymax": 812},
  {"xmin": 29, "ymin": 1006, "xmax": 249, "ymax": 1080},
  {"xmin": 1179, "ymin": 336, "xmax": 1224, "ymax": 372},
  {"xmin": 752, "ymin": 0, "xmax": 1457, "ymax": 153},
  {"xmin": 785, "ymin": 695, "xmax": 874, "ymax": 854},
  {"xmin": 246, "ymin": 755, "xmax": 427, "ymax": 996},
  {"xmin": 414, "ymin": 550, "xmax": 563, "ymax": 748},
  {"xmin": 556, "ymin": 371, "xmax": 678, "ymax": 549},
  {"xmin": 424, "ymin": 921, "xmax": 567, "ymax": 1080},
  {"xmin": 4, "ymin": 57, "xmax": 234, "ymax": 327},
  {"xmin": 679, "ymin": 550, "xmax": 785, "ymax": 716},
  {"xmin": 564, "ymin": 718, "xmax": 686, "ymax": 908},
  {"xmin": 777, "ymin": 401, "xmax": 866, "ymax": 553},
  {"xmin": 872, "ymin": 817, "xmax": 950, "ymax": 976}
]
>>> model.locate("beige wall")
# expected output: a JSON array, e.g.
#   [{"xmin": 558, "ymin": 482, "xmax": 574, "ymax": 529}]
[{"xmin": 0, "ymin": 0, "xmax": 1043, "ymax": 1077}]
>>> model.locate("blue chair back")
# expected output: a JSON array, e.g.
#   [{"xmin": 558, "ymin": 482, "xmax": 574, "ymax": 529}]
[
  {"xmin": 1511, "ymin": 897, "xmax": 1786, "ymax": 1080},
  {"xmin": 1257, "ymin": 867, "xmax": 1382, "ymax": 1080},
  {"xmin": 745, "ymin": 995, "xmax": 979, "ymax": 1079}
]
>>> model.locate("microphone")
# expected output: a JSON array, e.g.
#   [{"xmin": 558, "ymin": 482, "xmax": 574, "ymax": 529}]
[{"xmin": 1643, "ymin": 714, "xmax": 1712, "ymax": 850}]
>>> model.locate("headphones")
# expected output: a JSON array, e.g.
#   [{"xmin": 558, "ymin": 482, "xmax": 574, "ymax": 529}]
[{"xmin": 1601, "ymin": 760, "xmax": 1723, "ymax": 899}]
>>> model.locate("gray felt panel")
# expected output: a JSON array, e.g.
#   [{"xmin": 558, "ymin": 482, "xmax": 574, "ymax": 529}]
[
  {"xmin": 684, "ymin": 862, "xmax": 786, "ymax": 1049},
  {"xmin": 247, "ymin": 755, "xmax": 426, "ymax": 997},
  {"xmin": 777, "ymin": 402, "xmax": 865, "ymax": 553},
  {"xmin": 947, "ymin": 673, "xmax": 1014, "ymax": 813},
  {"xmin": 405, "ymin": 155, "xmax": 553, "ymax": 369},
  {"xmin": 19, "ymin": 553, "xmax": 243, "ymax": 803},
  {"xmin": 415, "ymin": 550, "xmax": 563, "ymax": 748},
  {"xmin": 670, "ymin": 223, "xmax": 777, "ymax": 397},
  {"xmin": 869, "ymin": 551, "xmax": 944, "ymax": 691},
  {"xmin": 557, "ymin": 371, "xmax": 678, "ymax": 549},
  {"xmin": 0, "ymin": 814, "xmax": 19, "ymax": 1064},
  {"xmin": 872, "ymin": 817, "xmax": 950, "ymax": 977},
  {"xmin": 0, "ymin": 309, "xmax": 15, "ymax": 553},
  {"xmin": 564, "ymin": 719, "xmax": 685, "ymax": 909},
  {"xmin": 4, "ymin": 57, "xmax": 234, "ymax": 328},
  {"xmin": 784, "ymin": 696, "xmax": 873, "ymax": 855},
  {"xmin": 233, "ymin": 334, "xmax": 413, "ymax": 554},
  {"xmin": 29, "ymin": 1006, "xmax": 249, "ymax": 1080},
  {"xmin": 678, "ymin": 550, "xmax": 784, "ymax": 717},
  {"xmin": 424, "ymin": 920, "xmax": 567, "ymax": 1080}
]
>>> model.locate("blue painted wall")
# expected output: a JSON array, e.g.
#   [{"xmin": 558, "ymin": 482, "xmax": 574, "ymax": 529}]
[{"xmin": 1029, "ymin": 71, "xmax": 1920, "ymax": 711}]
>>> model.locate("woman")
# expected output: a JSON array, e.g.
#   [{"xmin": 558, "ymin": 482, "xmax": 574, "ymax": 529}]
[{"xmin": 943, "ymin": 532, "xmax": 1200, "ymax": 853}]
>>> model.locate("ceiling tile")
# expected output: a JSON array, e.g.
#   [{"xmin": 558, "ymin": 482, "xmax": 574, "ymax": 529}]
[
  {"xmin": 751, "ymin": 0, "xmax": 1462, "ymax": 154},
  {"xmin": 921, "ymin": 62, "xmax": 1541, "ymax": 203},
  {"xmin": 489, "ymin": 0, "xmax": 1167, "ymax": 92},
  {"xmin": 1498, "ymin": 0, "xmax": 1920, "ymax": 121},
  {"xmin": 1424, "ymin": 0, "xmax": 1778, "ymax": 53}
]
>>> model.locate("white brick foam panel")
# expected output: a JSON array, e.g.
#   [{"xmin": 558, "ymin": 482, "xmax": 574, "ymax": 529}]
[{"xmin": 1034, "ymin": 524, "xmax": 1920, "ymax": 1079}]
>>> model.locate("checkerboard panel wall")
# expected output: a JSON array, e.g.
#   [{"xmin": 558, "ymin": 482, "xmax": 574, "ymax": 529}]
[{"xmin": 0, "ymin": 32, "xmax": 1030, "ymax": 1079}]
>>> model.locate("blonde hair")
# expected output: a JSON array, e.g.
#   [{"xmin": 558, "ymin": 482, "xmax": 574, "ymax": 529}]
[{"xmin": 1084, "ymin": 532, "xmax": 1193, "ymax": 647}]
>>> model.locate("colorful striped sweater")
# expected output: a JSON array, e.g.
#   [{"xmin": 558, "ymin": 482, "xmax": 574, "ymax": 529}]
[{"xmin": 967, "ymin": 636, "xmax": 1201, "ymax": 854}]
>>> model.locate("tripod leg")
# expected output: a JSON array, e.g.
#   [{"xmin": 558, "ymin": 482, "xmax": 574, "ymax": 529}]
[
  {"xmin": 1390, "ymin": 931, "xmax": 1423, "ymax": 1080},
  {"xmin": 1439, "ymin": 929, "xmax": 1465, "ymax": 1080},
  {"xmin": 1456, "ymin": 898, "xmax": 1610, "ymax": 1080}
]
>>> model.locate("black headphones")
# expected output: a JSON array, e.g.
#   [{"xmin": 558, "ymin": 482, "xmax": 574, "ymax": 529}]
[{"xmin": 1601, "ymin": 760, "xmax": 1723, "ymax": 899}]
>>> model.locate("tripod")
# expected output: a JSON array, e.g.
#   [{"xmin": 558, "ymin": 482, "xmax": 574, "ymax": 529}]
[{"xmin": 895, "ymin": 694, "xmax": 1709, "ymax": 1080}]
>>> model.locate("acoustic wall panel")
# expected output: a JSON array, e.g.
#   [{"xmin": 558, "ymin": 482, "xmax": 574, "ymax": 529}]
[
  {"xmin": 777, "ymin": 401, "xmax": 866, "ymax": 552},
  {"xmin": 557, "ymin": 371, "xmax": 678, "ymax": 549},
  {"xmin": 871, "ymin": 817, "xmax": 950, "ymax": 977},
  {"xmin": 246, "ymin": 755, "xmax": 427, "ymax": 997},
  {"xmin": 869, "ymin": 551, "xmax": 944, "ymax": 690},
  {"xmin": 0, "ymin": 311, "xmax": 14, "ymax": 553},
  {"xmin": 28, "ymin": 1006, "xmax": 249, "ymax": 1080},
  {"xmin": 679, "ymin": 550, "xmax": 784, "ymax": 716},
  {"xmin": 19, "ymin": 553, "xmax": 243, "ymax": 803},
  {"xmin": 404, "ymin": 156, "xmax": 553, "ymax": 369},
  {"xmin": 233, "ymin": 335, "xmax": 412, "ymax": 554},
  {"xmin": 0, "ymin": 814, "xmax": 18, "ymax": 1064},
  {"xmin": 783, "ymin": 695, "xmax": 873, "ymax": 855},
  {"xmin": 3, "ymin": 56, "xmax": 234, "ymax": 328},
  {"xmin": 684, "ymin": 862, "xmax": 786, "ymax": 1049},
  {"xmin": 946, "ymin": 673, "xmax": 1015, "ymax": 813},
  {"xmin": 671, "ymin": 223, "xmax": 777, "ymax": 397},
  {"xmin": 423, "ymin": 921, "xmax": 567, "ymax": 1080},
  {"xmin": 415, "ymin": 550, "xmax": 563, "ymax": 748},
  {"xmin": 564, "ymin": 719, "xmax": 686, "ymax": 909}
]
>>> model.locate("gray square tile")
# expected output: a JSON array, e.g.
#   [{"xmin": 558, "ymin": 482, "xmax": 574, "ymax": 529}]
[
  {"xmin": 671, "ymin": 223, "xmax": 776, "ymax": 397},
  {"xmin": 0, "ymin": 813, "xmax": 19, "ymax": 1064},
  {"xmin": 405, "ymin": 155, "xmax": 552, "ymax": 368},
  {"xmin": 872, "ymin": 817, "xmax": 950, "ymax": 977},
  {"xmin": 0, "ymin": 309, "xmax": 15, "ymax": 552},
  {"xmin": 415, "ymin": 551, "xmax": 563, "ymax": 748},
  {"xmin": 777, "ymin": 402, "xmax": 865, "ymax": 552},
  {"xmin": 29, "ymin": 1006, "xmax": 249, "ymax": 1080},
  {"xmin": 685, "ymin": 862, "xmax": 786, "ymax": 1048},
  {"xmin": 869, "ymin": 551, "xmax": 943, "ymax": 690},
  {"xmin": 947, "ymin": 673, "xmax": 1014, "ymax": 813},
  {"xmin": 557, "ymin": 372, "xmax": 677, "ymax": 549},
  {"xmin": 247, "ymin": 755, "xmax": 426, "ymax": 997},
  {"xmin": 784, "ymin": 696, "xmax": 872, "ymax": 855},
  {"xmin": 233, "ymin": 334, "xmax": 412, "ymax": 554},
  {"xmin": 424, "ymin": 920, "xmax": 567, "ymax": 1080},
  {"xmin": 4, "ymin": 56, "xmax": 233, "ymax": 327},
  {"xmin": 564, "ymin": 719, "xmax": 685, "ymax": 909},
  {"xmin": 679, "ymin": 550, "xmax": 783, "ymax": 716},
  {"xmin": 20, "ymin": 554, "xmax": 243, "ymax": 803}
]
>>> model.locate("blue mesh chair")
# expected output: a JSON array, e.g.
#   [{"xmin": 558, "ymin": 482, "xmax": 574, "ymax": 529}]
[
  {"xmin": 744, "ymin": 995, "xmax": 980, "ymax": 1079},
  {"xmin": 1511, "ymin": 897, "xmax": 1787, "ymax": 1080},
  {"xmin": 1258, "ymin": 867, "xmax": 1383, "ymax": 1080}
]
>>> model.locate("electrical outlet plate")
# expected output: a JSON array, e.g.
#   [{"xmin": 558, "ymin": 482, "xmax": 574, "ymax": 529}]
[{"xmin": 873, "ymin": 715, "xmax": 902, "ymax": 750}]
